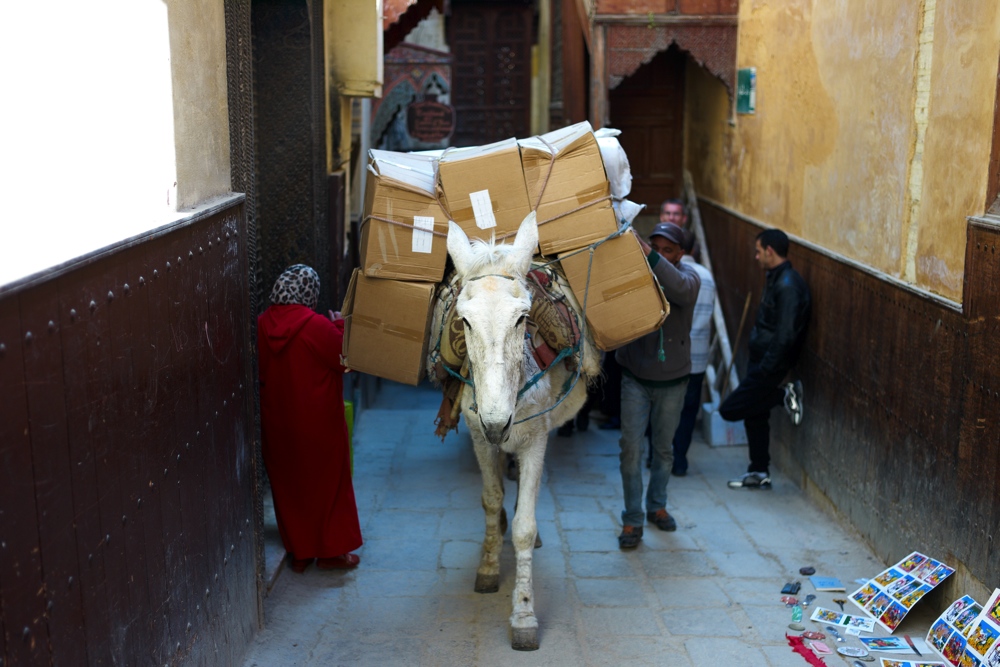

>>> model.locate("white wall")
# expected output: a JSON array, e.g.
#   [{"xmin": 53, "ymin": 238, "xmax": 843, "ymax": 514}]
[{"xmin": 0, "ymin": 0, "xmax": 232, "ymax": 287}]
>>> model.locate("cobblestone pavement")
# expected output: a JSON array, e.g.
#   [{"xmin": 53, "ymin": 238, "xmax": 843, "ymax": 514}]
[{"xmin": 243, "ymin": 381, "xmax": 936, "ymax": 666}]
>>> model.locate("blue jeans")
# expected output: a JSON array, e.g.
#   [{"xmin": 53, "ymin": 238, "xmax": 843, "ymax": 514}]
[{"xmin": 619, "ymin": 374, "xmax": 688, "ymax": 527}]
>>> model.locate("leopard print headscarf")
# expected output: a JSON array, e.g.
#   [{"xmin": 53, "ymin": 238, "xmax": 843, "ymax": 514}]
[{"xmin": 270, "ymin": 264, "xmax": 320, "ymax": 310}]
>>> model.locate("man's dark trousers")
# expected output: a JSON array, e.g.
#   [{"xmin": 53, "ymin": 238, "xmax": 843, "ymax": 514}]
[
  {"xmin": 671, "ymin": 372, "xmax": 705, "ymax": 474},
  {"xmin": 718, "ymin": 363, "xmax": 784, "ymax": 474}
]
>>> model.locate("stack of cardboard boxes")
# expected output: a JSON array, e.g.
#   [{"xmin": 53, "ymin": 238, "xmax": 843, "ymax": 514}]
[{"xmin": 342, "ymin": 122, "xmax": 668, "ymax": 384}]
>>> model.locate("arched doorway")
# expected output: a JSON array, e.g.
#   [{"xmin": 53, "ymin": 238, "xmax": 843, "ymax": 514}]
[{"xmin": 609, "ymin": 45, "xmax": 687, "ymax": 214}]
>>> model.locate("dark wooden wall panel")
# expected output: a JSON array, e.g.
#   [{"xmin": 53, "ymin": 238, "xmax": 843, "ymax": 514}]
[
  {"xmin": 0, "ymin": 199, "xmax": 259, "ymax": 666},
  {"xmin": 701, "ymin": 200, "xmax": 1000, "ymax": 591},
  {"xmin": 57, "ymin": 262, "xmax": 119, "ymax": 665},
  {"xmin": 20, "ymin": 281, "xmax": 90, "ymax": 665},
  {"xmin": 0, "ymin": 298, "xmax": 50, "ymax": 664}
]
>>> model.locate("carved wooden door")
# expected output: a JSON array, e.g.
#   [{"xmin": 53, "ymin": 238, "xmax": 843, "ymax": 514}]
[
  {"xmin": 449, "ymin": 2, "xmax": 533, "ymax": 147},
  {"xmin": 609, "ymin": 46, "xmax": 686, "ymax": 211}
]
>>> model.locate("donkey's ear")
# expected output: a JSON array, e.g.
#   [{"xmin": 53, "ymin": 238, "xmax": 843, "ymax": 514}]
[
  {"xmin": 447, "ymin": 221, "xmax": 475, "ymax": 278},
  {"xmin": 510, "ymin": 211, "xmax": 538, "ymax": 276}
]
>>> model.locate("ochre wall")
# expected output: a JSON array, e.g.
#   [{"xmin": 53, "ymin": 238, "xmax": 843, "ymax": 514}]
[
  {"xmin": 686, "ymin": 0, "xmax": 1000, "ymax": 301},
  {"xmin": 915, "ymin": 2, "xmax": 1000, "ymax": 295}
]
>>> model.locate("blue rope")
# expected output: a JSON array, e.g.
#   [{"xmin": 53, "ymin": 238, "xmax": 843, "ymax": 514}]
[
  {"xmin": 450, "ymin": 220, "xmax": 635, "ymax": 427},
  {"xmin": 512, "ymin": 221, "xmax": 620, "ymax": 425},
  {"xmin": 516, "ymin": 343, "xmax": 578, "ymax": 399}
]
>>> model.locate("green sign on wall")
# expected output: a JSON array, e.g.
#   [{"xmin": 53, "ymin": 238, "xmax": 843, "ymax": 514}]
[{"xmin": 737, "ymin": 67, "xmax": 757, "ymax": 114}]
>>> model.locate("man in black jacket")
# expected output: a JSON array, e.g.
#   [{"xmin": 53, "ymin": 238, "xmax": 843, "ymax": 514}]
[{"xmin": 720, "ymin": 229, "xmax": 811, "ymax": 490}]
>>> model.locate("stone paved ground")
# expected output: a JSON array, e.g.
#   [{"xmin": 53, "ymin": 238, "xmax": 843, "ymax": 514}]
[{"xmin": 243, "ymin": 381, "xmax": 938, "ymax": 666}]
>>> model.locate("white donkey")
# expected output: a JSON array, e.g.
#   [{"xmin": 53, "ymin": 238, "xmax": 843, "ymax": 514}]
[{"xmin": 447, "ymin": 211, "xmax": 599, "ymax": 650}]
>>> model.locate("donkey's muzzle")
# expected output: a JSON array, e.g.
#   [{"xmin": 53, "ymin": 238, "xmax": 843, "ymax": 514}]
[{"xmin": 481, "ymin": 414, "xmax": 513, "ymax": 445}]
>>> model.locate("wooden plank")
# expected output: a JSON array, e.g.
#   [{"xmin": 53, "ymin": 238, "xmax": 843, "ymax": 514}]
[
  {"xmin": 169, "ymin": 226, "xmax": 215, "ymax": 662},
  {"xmin": 203, "ymin": 223, "xmax": 239, "ymax": 636},
  {"xmin": 144, "ymin": 229, "xmax": 190, "ymax": 663},
  {"xmin": 124, "ymin": 245, "xmax": 172, "ymax": 662},
  {"xmin": 55, "ymin": 266, "xmax": 115, "ymax": 666},
  {"xmin": 590, "ymin": 24, "xmax": 607, "ymax": 127},
  {"xmin": 188, "ymin": 229, "xmax": 223, "ymax": 646},
  {"xmin": 561, "ymin": 0, "xmax": 588, "ymax": 126},
  {"xmin": 18, "ymin": 281, "xmax": 89, "ymax": 665},
  {"xmin": 0, "ymin": 296, "xmax": 50, "ymax": 665},
  {"xmin": 222, "ymin": 206, "xmax": 262, "ymax": 637},
  {"xmin": 107, "ymin": 250, "xmax": 154, "ymax": 660}
]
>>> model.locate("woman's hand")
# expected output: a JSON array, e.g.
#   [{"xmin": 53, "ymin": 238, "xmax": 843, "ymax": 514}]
[{"xmin": 329, "ymin": 310, "xmax": 344, "ymax": 322}]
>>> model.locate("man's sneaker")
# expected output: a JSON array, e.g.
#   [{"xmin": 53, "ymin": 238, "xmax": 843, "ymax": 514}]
[
  {"xmin": 646, "ymin": 509, "xmax": 677, "ymax": 532},
  {"xmin": 727, "ymin": 472, "xmax": 772, "ymax": 490},
  {"xmin": 618, "ymin": 525, "xmax": 643, "ymax": 549},
  {"xmin": 784, "ymin": 380, "xmax": 803, "ymax": 426}
]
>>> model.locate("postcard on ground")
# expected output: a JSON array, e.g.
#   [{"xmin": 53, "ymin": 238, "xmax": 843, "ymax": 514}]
[
  {"xmin": 877, "ymin": 659, "xmax": 946, "ymax": 667},
  {"xmin": 926, "ymin": 595, "xmax": 982, "ymax": 666},
  {"xmin": 850, "ymin": 551, "xmax": 955, "ymax": 633},
  {"xmin": 956, "ymin": 588, "xmax": 1000, "ymax": 667},
  {"xmin": 811, "ymin": 606, "xmax": 877, "ymax": 632},
  {"xmin": 863, "ymin": 636, "xmax": 917, "ymax": 653}
]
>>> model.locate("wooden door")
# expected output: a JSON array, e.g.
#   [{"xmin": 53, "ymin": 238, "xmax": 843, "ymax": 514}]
[
  {"xmin": 449, "ymin": 2, "xmax": 533, "ymax": 146},
  {"xmin": 609, "ymin": 46, "xmax": 686, "ymax": 211}
]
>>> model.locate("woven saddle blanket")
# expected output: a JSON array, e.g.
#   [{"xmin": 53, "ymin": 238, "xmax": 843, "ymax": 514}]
[{"xmin": 427, "ymin": 264, "xmax": 582, "ymax": 438}]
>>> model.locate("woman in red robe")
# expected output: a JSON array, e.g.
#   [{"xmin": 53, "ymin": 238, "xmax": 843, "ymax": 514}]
[{"xmin": 258, "ymin": 264, "xmax": 362, "ymax": 572}]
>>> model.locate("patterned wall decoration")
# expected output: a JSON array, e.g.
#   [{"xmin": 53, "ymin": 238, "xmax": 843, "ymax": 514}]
[
  {"xmin": 449, "ymin": 4, "xmax": 533, "ymax": 147},
  {"xmin": 252, "ymin": 0, "xmax": 333, "ymax": 314},
  {"xmin": 371, "ymin": 43, "xmax": 453, "ymax": 151},
  {"xmin": 607, "ymin": 23, "xmax": 737, "ymax": 97}
]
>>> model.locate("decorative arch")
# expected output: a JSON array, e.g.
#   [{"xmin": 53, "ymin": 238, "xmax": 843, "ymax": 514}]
[{"xmin": 606, "ymin": 23, "xmax": 737, "ymax": 100}]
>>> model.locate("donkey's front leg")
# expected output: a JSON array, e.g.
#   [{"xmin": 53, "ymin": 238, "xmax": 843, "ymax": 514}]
[
  {"xmin": 473, "ymin": 438, "xmax": 506, "ymax": 593},
  {"xmin": 509, "ymin": 437, "xmax": 545, "ymax": 651}
]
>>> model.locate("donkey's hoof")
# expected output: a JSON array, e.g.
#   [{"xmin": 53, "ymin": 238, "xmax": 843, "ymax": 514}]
[
  {"xmin": 534, "ymin": 532, "xmax": 542, "ymax": 548},
  {"xmin": 475, "ymin": 573, "xmax": 500, "ymax": 593},
  {"xmin": 511, "ymin": 627, "xmax": 539, "ymax": 651}
]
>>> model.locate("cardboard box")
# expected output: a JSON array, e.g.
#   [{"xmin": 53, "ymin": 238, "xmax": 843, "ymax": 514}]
[
  {"xmin": 360, "ymin": 150, "xmax": 449, "ymax": 282},
  {"xmin": 519, "ymin": 122, "xmax": 620, "ymax": 255},
  {"xmin": 558, "ymin": 232, "xmax": 669, "ymax": 351},
  {"xmin": 438, "ymin": 138, "xmax": 532, "ymax": 243},
  {"xmin": 341, "ymin": 269, "xmax": 435, "ymax": 385}
]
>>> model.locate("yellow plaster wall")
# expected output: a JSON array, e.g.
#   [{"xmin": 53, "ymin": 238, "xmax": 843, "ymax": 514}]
[
  {"xmin": 686, "ymin": 0, "xmax": 1000, "ymax": 301},
  {"xmin": 168, "ymin": 0, "xmax": 233, "ymax": 210},
  {"xmin": 914, "ymin": 0, "xmax": 1000, "ymax": 296}
]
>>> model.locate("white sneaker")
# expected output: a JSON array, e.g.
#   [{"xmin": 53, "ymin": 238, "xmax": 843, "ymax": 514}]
[
  {"xmin": 727, "ymin": 472, "xmax": 772, "ymax": 489},
  {"xmin": 784, "ymin": 381, "xmax": 803, "ymax": 426}
]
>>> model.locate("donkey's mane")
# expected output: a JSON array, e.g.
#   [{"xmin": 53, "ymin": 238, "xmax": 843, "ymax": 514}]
[{"xmin": 464, "ymin": 236, "xmax": 528, "ymax": 277}]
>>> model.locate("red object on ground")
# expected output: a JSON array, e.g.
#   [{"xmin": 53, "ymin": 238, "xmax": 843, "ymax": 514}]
[
  {"xmin": 785, "ymin": 634, "xmax": 829, "ymax": 667},
  {"xmin": 258, "ymin": 304, "xmax": 363, "ymax": 560}
]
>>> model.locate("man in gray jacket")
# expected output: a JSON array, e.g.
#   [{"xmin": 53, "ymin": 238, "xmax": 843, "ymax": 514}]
[{"xmin": 616, "ymin": 223, "xmax": 701, "ymax": 549}]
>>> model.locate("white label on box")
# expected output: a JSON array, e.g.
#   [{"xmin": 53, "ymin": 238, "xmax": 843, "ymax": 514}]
[
  {"xmin": 469, "ymin": 189, "xmax": 497, "ymax": 230},
  {"xmin": 412, "ymin": 216, "xmax": 435, "ymax": 254}
]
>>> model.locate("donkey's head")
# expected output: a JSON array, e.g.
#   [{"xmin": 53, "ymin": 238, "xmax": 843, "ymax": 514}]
[{"xmin": 447, "ymin": 212, "xmax": 538, "ymax": 445}]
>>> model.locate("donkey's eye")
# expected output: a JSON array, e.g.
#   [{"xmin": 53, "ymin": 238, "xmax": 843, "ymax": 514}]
[{"xmin": 516, "ymin": 315, "xmax": 527, "ymax": 327}]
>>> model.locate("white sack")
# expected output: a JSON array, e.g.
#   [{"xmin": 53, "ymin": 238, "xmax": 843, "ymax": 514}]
[
  {"xmin": 594, "ymin": 128, "xmax": 632, "ymax": 200},
  {"xmin": 613, "ymin": 200, "xmax": 645, "ymax": 228}
]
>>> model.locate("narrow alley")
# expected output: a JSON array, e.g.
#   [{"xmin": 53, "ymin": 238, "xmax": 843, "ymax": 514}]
[{"xmin": 242, "ymin": 382, "xmax": 932, "ymax": 667}]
